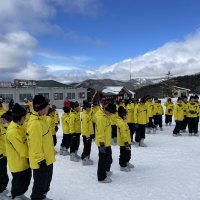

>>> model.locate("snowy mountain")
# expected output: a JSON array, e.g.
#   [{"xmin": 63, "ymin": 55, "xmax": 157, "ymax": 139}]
[{"xmin": 131, "ymin": 77, "xmax": 165, "ymax": 85}]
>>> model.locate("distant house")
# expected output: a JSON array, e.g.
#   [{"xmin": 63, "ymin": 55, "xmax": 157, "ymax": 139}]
[
  {"xmin": 0, "ymin": 79, "xmax": 87, "ymax": 108},
  {"xmin": 102, "ymin": 86, "xmax": 135, "ymax": 100},
  {"xmin": 172, "ymin": 86, "xmax": 191, "ymax": 97}
]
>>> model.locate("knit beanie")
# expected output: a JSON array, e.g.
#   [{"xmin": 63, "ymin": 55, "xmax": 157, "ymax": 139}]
[
  {"xmin": 105, "ymin": 103, "xmax": 116, "ymax": 114},
  {"xmin": 83, "ymin": 100, "xmax": 91, "ymax": 109},
  {"xmin": 33, "ymin": 95, "xmax": 49, "ymax": 112},
  {"xmin": 1, "ymin": 110, "xmax": 13, "ymax": 122},
  {"xmin": 12, "ymin": 103, "xmax": 26, "ymax": 122}
]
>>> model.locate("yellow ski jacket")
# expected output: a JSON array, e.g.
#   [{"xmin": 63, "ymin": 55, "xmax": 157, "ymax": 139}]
[
  {"xmin": 81, "ymin": 110, "xmax": 94, "ymax": 138},
  {"xmin": 69, "ymin": 111, "xmax": 81, "ymax": 134},
  {"xmin": 27, "ymin": 111, "xmax": 55, "ymax": 169},
  {"xmin": 6, "ymin": 121, "xmax": 29, "ymax": 172},
  {"xmin": 95, "ymin": 109, "xmax": 112, "ymax": 147},
  {"xmin": 61, "ymin": 113, "xmax": 70, "ymax": 134},
  {"xmin": 134, "ymin": 103, "xmax": 149, "ymax": 125},
  {"xmin": 116, "ymin": 116, "xmax": 131, "ymax": 146}
]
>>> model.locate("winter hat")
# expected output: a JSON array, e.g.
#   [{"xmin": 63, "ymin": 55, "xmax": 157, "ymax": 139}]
[
  {"xmin": 189, "ymin": 96, "xmax": 195, "ymax": 101},
  {"xmin": 12, "ymin": 103, "xmax": 27, "ymax": 122},
  {"xmin": 75, "ymin": 101, "xmax": 79, "ymax": 107},
  {"xmin": 63, "ymin": 106, "xmax": 71, "ymax": 113},
  {"xmin": 118, "ymin": 106, "xmax": 127, "ymax": 119},
  {"xmin": 33, "ymin": 95, "xmax": 49, "ymax": 112},
  {"xmin": 105, "ymin": 103, "xmax": 116, "ymax": 114},
  {"xmin": 140, "ymin": 97, "xmax": 146, "ymax": 103},
  {"xmin": 92, "ymin": 100, "xmax": 99, "ymax": 106},
  {"xmin": 83, "ymin": 100, "xmax": 91, "ymax": 109},
  {"xmin": 1, "ymin": 111, "xmax": 13, "ymax": 122},
  {"xmin": 70, "ymin": 101, "xmax": 79, "ymax": 109}
]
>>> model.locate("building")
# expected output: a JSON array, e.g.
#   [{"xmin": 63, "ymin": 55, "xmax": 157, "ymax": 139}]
[
  {"xmin": 0, "ymin": 79, "xmax": 87, "ymax": 108},
  {"xmin": 102, "ymin": 86, "xmax": 135, "ymax": 100},
  {"xmin": 172, "ymin": 86, "xmax": 191, "ymax": 97}
]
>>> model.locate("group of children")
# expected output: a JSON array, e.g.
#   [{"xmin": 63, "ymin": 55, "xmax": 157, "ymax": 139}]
[
  {"xmin": 0, "ymin": 95, "xmax": 56, "ymax": 200},
  {"xmin": 59, "ymin": 94, "xmax": 199, "ymax": 182},
  {"xmin": 0, "ymin": 94, "xmax": 199, "ymax": 198}
]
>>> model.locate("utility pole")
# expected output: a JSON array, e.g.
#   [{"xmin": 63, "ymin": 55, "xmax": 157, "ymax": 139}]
[{"xmin": 165, "ymin": 71, "xmax": 173, "ymax": 97}]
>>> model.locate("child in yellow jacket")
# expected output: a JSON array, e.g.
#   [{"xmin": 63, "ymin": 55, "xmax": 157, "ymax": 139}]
[
  {"xmin": 187, "ymin": 96, "xmax": 198, "ymax": 136},
  {"xmin": 60, "ymin": 106, "xmax": 71, "ymax": 156},
  {"xmin": 81, "ymin": 101, "xmax": 94, "ymax": 166},
  {"xmin": 164, "ymin": 98, "xmax": 174, "ymax": 126},
  {"xmin": 95, "ymin": 102, "xmax": 116, "ymax": 183},
  {"xmin": 116, "ymin": 106, "xmax": 134, "ymax": 172},
  {"xmin": 69, "ymin": 101, "xmax": 81, "ymax": 162},
  {"xmin": 6, "ymin": 104, "xmax": 31, "ymax": 200},
  {"xmin": 173, "ymin": 97, "xmax": 184, "ymax": 136},
  {"xmin": 0, "ymin": 111, "xmax": 12, "ymax": 200},
  {"xmin": 134, "ymin": 97, "xmax": 149, "ymax": 147}
]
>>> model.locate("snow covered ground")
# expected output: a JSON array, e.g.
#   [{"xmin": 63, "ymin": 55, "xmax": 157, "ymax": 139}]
[{"xmin": 7, "ymin": 109, "xmax": 200, "ymax": 200}]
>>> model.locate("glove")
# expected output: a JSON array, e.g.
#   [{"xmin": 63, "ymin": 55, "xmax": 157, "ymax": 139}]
[
  {"xmin": 55, "ymin": 125, "xmax": 58, "ymax": 132},
  {"xmin": 125, "ymin": 142, "xmax": 131, "ymax": 151},
  {"xmin": 38, "ymin": 159, "xmax": 47, "ymax": 168},
  {"xmin": 99, "ymin": 142, "xmax": 106, "ymax": 153}
]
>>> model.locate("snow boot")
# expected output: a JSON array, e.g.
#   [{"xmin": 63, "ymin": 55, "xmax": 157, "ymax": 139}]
[
  {"xmin": 82, "ymin": 157, "xmax": 93, "ymax": 166},
  {"xmin": 153, "ymin": 128, "xmax": 156, "ymax": 134},
  {"xmin": 82, "ymin": 158, "xmax": 88, "ymax": 166},
  {"xmin": 134, "ymin": 142, "xmax": 140, "ymax": 147},
  {"xmin": 106, "ymin": 171, "xmax": 112, "ymax": 177},
  {"xmin": 70, "ymin": 153, "xmax": 79, "ymax": 162},
  {"xmin": 139, "ymin": 139, "xmax": 147, "ymax": 147},
  {"xmin": 127, "ymin": 162, "xmax": 134, "ymax": 168},
  {"xmin": 99, "ymin": 177, "xmax": 112, "ymax": 183},
  {"xmin": 63, "ymin": 147, "xmax": 70, "ymax": 156},
  {"xmin": 75, "ymin": 151, "xmax": 81, "ymax": 160},
  {"xmin": 194, "ymin": 133, "xmax": 199, "ymax": 136},
  {"xmin": 88, "ymin": 158, "xmax": 94, "ymax": 165},
  {"xmin": 160, "ymin": 127, "xmax": 163, "ymax": 131},
  {"xmin": 120, "ymin": 166, "xmax": 131, "ymax": 172}
]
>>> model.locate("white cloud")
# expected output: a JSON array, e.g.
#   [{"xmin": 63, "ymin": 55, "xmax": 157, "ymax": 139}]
[
  {"xmin": 0, "ymin": 0, "xmax": 57, "ymax": 34},
  {"xmin": 2, "ymin": 29, "xmax": 200, "ymax": 83},
  {"xmin": 0, "ymin": 31, "xmax": 37, "ymax": 72},
  {"xmin": 49, "ymin": 30, "xmax": 200, "ymax": 82}
]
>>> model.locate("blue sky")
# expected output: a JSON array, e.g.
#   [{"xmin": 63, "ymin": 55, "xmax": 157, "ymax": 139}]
[{"xmin": 1, "ymin": 0, "xmax": 200, "ymax": 82}]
